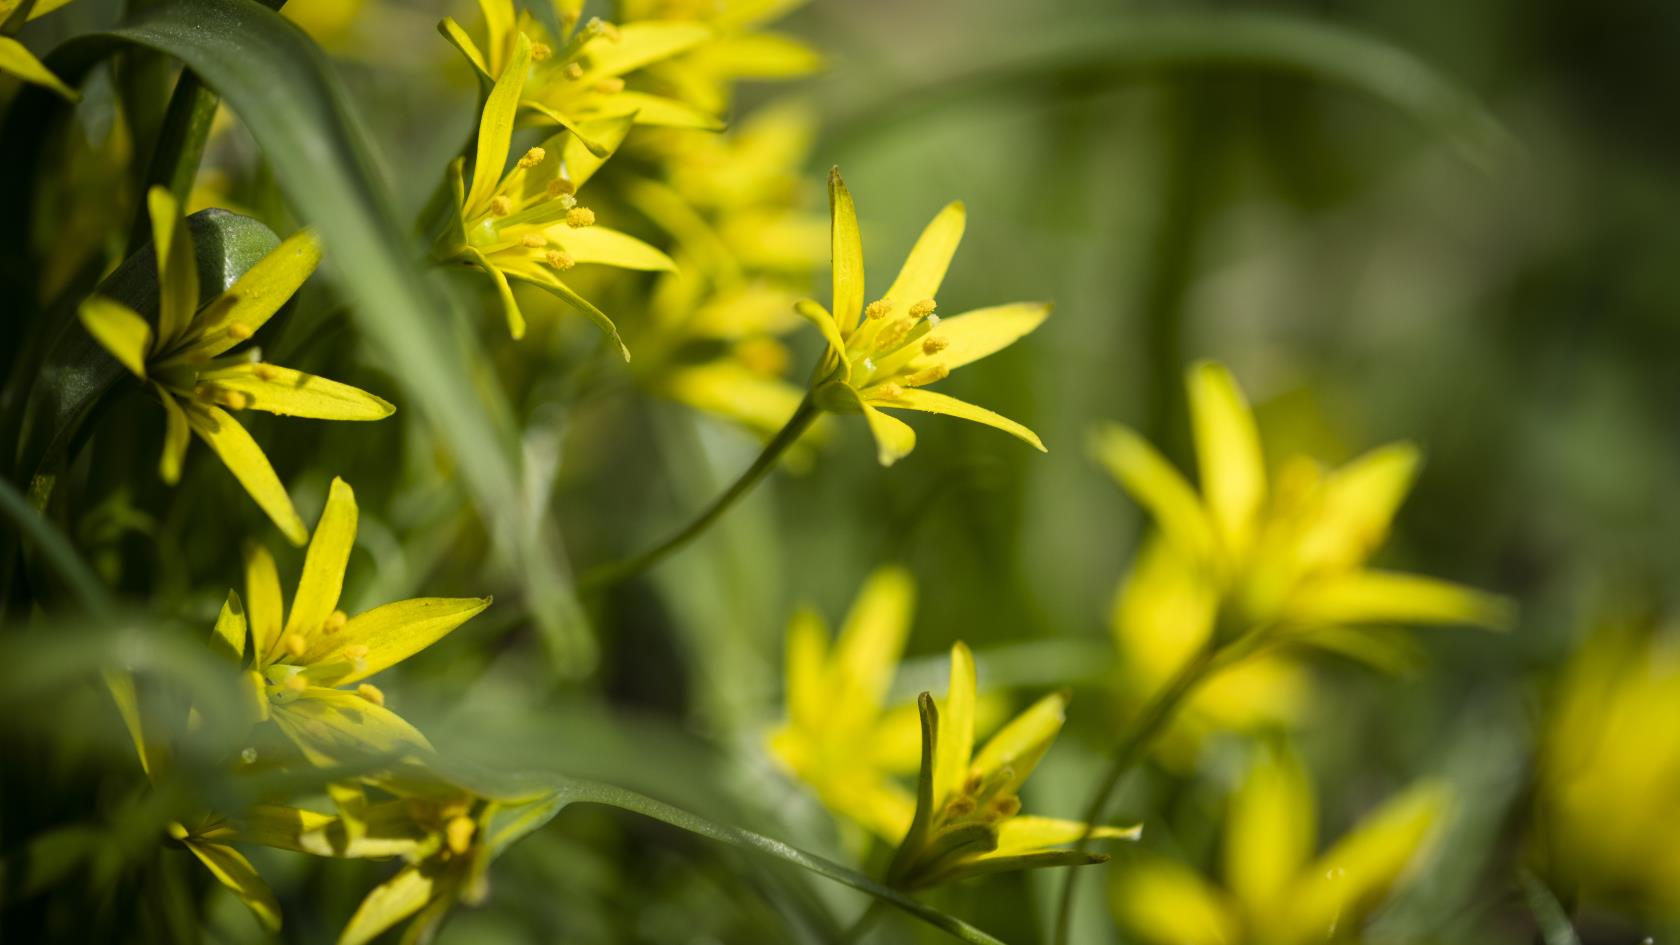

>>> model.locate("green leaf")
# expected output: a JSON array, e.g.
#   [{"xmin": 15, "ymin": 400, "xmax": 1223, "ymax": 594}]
[{"xmin": 1517, "ymin": 869, "xmax": 1582, "ymax": 945}]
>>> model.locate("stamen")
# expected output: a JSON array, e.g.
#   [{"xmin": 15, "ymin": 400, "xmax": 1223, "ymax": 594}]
[
  {"xmin": 873, "ymin": 382, "xmax": 904, "ymax": 400},
  {"xmin": 356, "ymin": 683, "xmax": 385, "ymax": 707},
  {"xmin": 253, "ymin": 363, "xmax": 280, "ymax": 381},
  {"xmin": 593, "ymin": 78, "xmax": 625, "ymax": 94},
  {"xmin": 517, "ymin": 146, "xmax": 546, "ymax": 169},
  {"xmin": 873, "ymin": 318, "xmax": 912, "ymax": 351},
  {"xmin": 945, "ymin": 796, "xmax": 977, "ymax": 819},
  {"xmin": 964, "ymin": 773, "xmax": 984, "ymax": 794},
  {"xmin": 322, "ymin": 610, "xmax": 347, "ymax": 634},
  {"xmin": 565, "ymin": 207, "xmax": 596, "ymax": 227},
  {"xmin": 490, "ymin": 196, "xmax": 513, "ymax": 217},
  {"xmin": 909, "ymin": 298, "xmax": 938, "ymax": 318},
  {"xmin": 564, "ymin": 62, "xmax": 584, "ymax": 80},
  {"xmin": 445, "ymin": 816, "xmax": 476, "ymax": 855},
  {"xmin": 226, "ymin": 321, "xmax": 254, "ymax": 341},
  {"xmin": 194, "ymin": 385, "xmax": 219, "ymax": 403},
  {"xmin": 990, "ymin": 795, "xmax": 1021, "ymax": 818},
  {"xmin": 283, "ymin": 633, "xmax": 307, "ymax": 659},
  {"xmin": 592, "ymin": 18, "xmax": 622, "ymax": 42},
  {"xmin": 530, "ymin": 42, "xmax": 553, "ymax": 61},
  {"xmin": 222, "ymin": 390, "xmax": 253, "ymax": 410},
  {"xmin": 921, "ymin": 335, "xmax": 949, "ymax": 355},
  {"xmin": 546, "ymin": 178, "xmax": 576, "ymax": 197},
  {"xmin": 545, "ymin": 250, "xmax": 576, "ymax": 270},
  {"xmin": 521, "ymin": 233, "xmax": 548, "ymax": 248},
  {"xmin": 864, "ymin": 298, "xmax": 892, "ymax": 320},
  {"xmin": 904, "ymin": 364, "xmax": 950, "ymax": 387},
  {"xmin": 559, "ymin": 193, "xmax": 579, "ymax": 210},
  {"xmin": 342, "ymin": 644, "xmax": 370, "ymax": 661}
]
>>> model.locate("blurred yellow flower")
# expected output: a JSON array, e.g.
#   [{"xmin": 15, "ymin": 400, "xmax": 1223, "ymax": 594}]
[
  {"xmin": 437, "ymin": 33, "xmax": 673, "ymax": 349},
  {"xmin": 1113, "ymin": 741, "xmax": 1450, "ymax": 945},
  {"xmin": 621, "ymin": 0, "xmax": 824, "ymax": 115},
  {"xmin": 78, "ymin": 187, "xmax": 393, "ymax": 545},
  {"xmin": 219, "ymin": 478, "xmax": 490, "ymax": 766},
  {"xmin": 440, "ymin": 0, "xmax": 720, "ymax": 146},
  {"xmin": 0, "ymin": 0, "xmax": 78, "ymax": 100},
  {"xmin": 1098, "ymin": 360, "xmax": 1511, "ymax": 738},
  {"xmin": 1534, "ymin": 622, "xmax": 1680, "ymax": 917},
  {"xmin": 886, "ymin": 642, "xmax": 1137, "ymax": 889},
  {"xmin": 801, "ymin": 168, "xmax": 1050, "ymax": 465}
]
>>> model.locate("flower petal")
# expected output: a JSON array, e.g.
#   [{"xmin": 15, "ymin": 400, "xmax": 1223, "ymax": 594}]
[
  {"xmin": 875, "ymin": 388, "xmax": 1045, "ymax": 452},
  {"xmin": 182, "ymin": 840, "xmax": 281, "ymax": 931},
  {"xmin": 969, "ymin": 691, "xmax": 1066, "ymax": 797},
  {"xmin": 1293, "ymin": 442, "xmax": 1421, "ymax": 574},
  {"xmin": 338, "ymin": 861, "xmax": 439, "ymax": 945},
  {"xmin": 184, "ymin": 230, "xmax": 323, "ymax": 358},
  {"xmin": 1187, "ymin": 361, "xmax": 1265, "ymax": 558},
  {"xmin": 1092, "ymin": 423, "xmax": 1218, "ymax": 568},
  {"xmin": 245, "ymin": 543, "xmax": 286, "ymax": 664},
  {"xmin": 1226, "ymin": 742, "xmax": 1316, "ymax": 920},
  {"xmin": 830, "ymin": 566, "xmax": 915, "ymax": 724},
  {"xmin": 282, "ymin": 476, "xmax": 358, "ymax": 649},
  {"xmin": 155, "ymin": 385, "xmax": 191, "ymax": 484},
  {"xmin": 464, "ymin": 31, "xmax": 530, "ymax": 218},
  {"xmin": 0, "ymin": 35, "xmax": 78, "ymax": 100},
  {"xmin": 147, "ymin": 186, "xmax": 198, "ymax": 347},
  {"xmin": 584, "ymin": 90, "xmax": 724, "ymax": 131},
  {"xmin": 211, "ymin": 589, "xmax": 248, "ymax": 662},
  {"xmin": 460, "ymin": 247, "xmax": 526, "ymax": 339},
  {"xmin": 438, "ymin": 16, "xmax": 490, "ymax": 78},
  {"xmin": 561, "ymin": 115, "xmax": 634, "ymax": 189},
  {"xmin": 916, "ymin": 302, "xmax": 1048, "ymax": 371},
  {"xmin": 553, "ymin": 225, "xmax": 675, "ymax": 271},
  {"xmin": 79, "ymin": 297, "xmax": 152, "ymax": 378},
  {"xmin": 862, "ymin": 402, "xmax": 916, "ymax": 466},
  {"xmin": 793, "ymin": 298, "xmax": 847, "ymax": 365},
  {"xmin": 503, "ymin": 267, "xmax": 629, "ymax": 360},
  {"xmin": 934, "ymin": 641, "xmax": 976, "ymax": 808},
  {"xmin": 1285, "ymin": 570, "xmax": 1515, "ymax": 630},
  {"xmin": 827, "ymin": 168, "xmax": 865, "ymax": 334},
  {"xmin": 1287, "ymin": 782, "xmax": 1449, "ymax": 940},
  {"xmin": 885, "ymin": 201, "xmax": 965, "ymax": 313},
  {"xmin": 185, "ymin": 404, "xmax": 308, "ymax": 546},
  {"xmin": 198, "ymin": 364, "xmax": 394, "ymax": 421},
  {"xmin": 583, "ymin": 21, "xmax": 711, "ymax": 78},
  {"xmin": 313, "ymin": 596, "xmax": 493, "ymax": 685},
  {"xmin": 1113, "ymin": 858, "xmax": 1239, "ymax": 945},
  {"xmin": 988, "ymin": 816, "xmax": 1140, "ymax": 858},
  {"xmin": 783, "ymin": 607, "xmax": 828, "ymax": 734},
  {"xmin": 270, "ymin": 686, "xmax": 433, "ymax": 766}
]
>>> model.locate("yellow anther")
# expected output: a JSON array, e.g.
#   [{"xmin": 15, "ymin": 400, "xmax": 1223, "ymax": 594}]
[
  {"xmin": 253, "ymin": 363, "xmax": 280, "ymax": 381},
  {"xmin": 530, "ymin": 42, "xmax": 552, "ymax": 61},
  {"xmin": 342, "ymin": 644, "xmax": 370, "ymax": 661},
  {"xmin": 904, "ymin": 364, "xmax": 950, "ymax": 388},
  {"xmin": 864, "ymin": 298, "xmax": 892, "ymax": 320},
  {"xmin": 873, "ymin": 382, "xmax": 904, "ymax": 400},
  {"xmin": 593, "ymin": 77, "xmax": 625, "ymax": 94},
  {"xmin": 489, "ymin": 196, "xmax": 513, "ymax": 217},
  {"xmin": 517, "ymin": 147, "xmax": 546, "ymax": 169},
  {"xmin": 546, "ymin": 178, "xmax": 576, "ymax": 197},
  {"xmin": 226, "ymin": 321, "xmax": 254, "ymax": 340},
  {"xmin": 874, "ymin": 318, "xmax": 912, "ymax": 351},
  {"xmin": 445, "ymin": 816, "xmax": 476, "ymax": 855},
  {"xmin": 921, "ymin": 335, "xmax": 949, "ymax": 356},
  {"xmin": 282, "ymin": 674, "xmax": 308, "ymax": 692},
  {"xmin": 322, "ymin": 610, "xmax": 347, "ymax": 634},
  {"xmin": 283, "ymin": 633, "xmax": 307, "ymax": 658},
  {"xmin": 565, "ymin": 207, "xmax": 596, "ymax": 227},
  {"xmin": 991, "ymin": 795, "xmax": 1021, "ymax": 818},
  {"xmin": 964, "ymin": 773, "xmax": 984, "ymax": 794},
  {"xmin": 521, "ymin": 233, "xmax": 548, "ymax": 248},
  {"xmin": 222, "ymin": 390, "xmax": 253, "ymax": 410},
  {"xmin": 545, "ymin": 250, "xmax": 576, "ymax": 270},
  {"xmin": 564, "ymin": 62, "xmax": 584, "ymax": 80},
  {"xmin": 356, "ymin": 683, "xmax": 385, "ymax": 707},
  {"xmin": 596, "ymin": 19, "xmax": 622, "ymax": 42},
  {"xmin": 945, "ymin": 796, "xmax": 977, "ymax": 819},
  {"xmin": 909, "ymin": 298, "xmax": 938, "ymax": 318},
  {"xmin": 194, "ymin": 385, "xmax": 219, "ymax": 403}
]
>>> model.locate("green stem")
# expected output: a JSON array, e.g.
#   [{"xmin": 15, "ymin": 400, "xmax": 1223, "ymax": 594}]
[
  {"xmin": 579, "ymin": 395, "xmax": 821, "ymax": 592},
  {"xmin": 127, "ymin": 70, "xmax": 221, "ymax": 252}
]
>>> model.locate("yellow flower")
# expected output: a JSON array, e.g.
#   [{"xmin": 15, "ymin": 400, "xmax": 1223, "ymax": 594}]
[
  {"xmin": 78, "ymin": 187, "xmax": 393, "ymax": 545},
  {"xmin": 215, "ymin": 477, "xmax": 491, "ymax": 766},
  {"xmin": 1113, "ymin": 741, "xmax": 1449, "ymax": 945},
  {"xmin": 437, "ymin": 32, "xmax": 674, "ymax": 349},
  {"xmin": 885, "ymin": 642, "xmax": 1137, "ymax": 889},
  {"xmin": 439, "ymin": 0, "xmax": 720, "ymax": 146},
  {"xmin": 799, "ymin": 168, "xmax": 1051, "ymax": 466},
  {"xmin": 620, "ymin": 0, "xmax": 824, "ymax": 115},
  {"xmin": 1097, "ymin": 360, "xmax": 1511, "ymax": 721},
  {"xmin": 0, "ymin": 0, "xmax": 79, "ymax": 100},
  {"xmin": 1534, "ymin": 622, "xmax": 1680, "ymax": 917}
]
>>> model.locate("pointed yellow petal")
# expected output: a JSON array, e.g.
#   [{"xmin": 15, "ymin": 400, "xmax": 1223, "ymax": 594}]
[
  {"xmin": 875, "ymin": 388, "xmax": 1045, "ymax": 452},
  {"xmin": 916, "ymin": 302, "xmax": 1048, "ymax": 372},
  {"xmin": 1111, "ymin": 536, "xmax": 1219, "ymax": 687},
  {"xmin": 155, "ymin": 386, "xmax": 191, "ymax": 484},
  {"xmin": 282, "ymin": 476, "xmax": 358, "ymax": 648},
  {"xmin": 338, "ymin": 862, "xmax": 436, "ymax": 945},
  {"xmin": 437, "ymin": 16, "xmax": 490, "ymax": 78},
  {"xmin": 793, "ymin": 298, "xmax": 847, "ymax": 365},
  {"xmin": 460, "ymin": 247, "xmax": 526, "ymax": 339},
  {"xmin": 185, "ymin": 404, "xmax": 307, "ymax": 546},
  {"xmin": 934, "ymin": 641, "xmax": 976, "ymax": 806},
  {"xmin": 211, "ymin": 589, "xmax": 248, "ymax": 662},
  {"xmin": 1225, "ymin": 742, "xmax": 1316, "ymax": 919},
  {"xmin": 503, "ymin": 267, "xmax": 629, "ymax": 360},
  {"xmin": 1113, "ymin": 859, "xmax": 1238, "ymax": 945},
  {"xmin": 584, "ymin": 90, "xmax": 724, "ymax": 131},
  {"xmin": 861, "ymin": 402, "xmax": 916, "ymax": 466},
  {"xmin": 474, "ymin": 0, "xmax": 515, "ymax": 72},
  {"xmin": 185, "ymin": 230, "xmax": 323, "ymax": 358},
  {"xmin": 584, "ymin": 22, "xmax": 710, "ymax": 78},
  {"xmin": 1187, "ymin": 361, "xmax": 1265, "ymax": 558},
  {"xmin": 707, "ymin": 32, "xmax": 824, "ymax": 79},
  {"xmin": 1285, "ymin": 570, "xmax": 1514, "ymax": 630},
  {"xmin": 970, "ymin": 692, "xmax": 1066, "ymax": 796},
  {"xmin": 827, "ymin": 167, "xmax": 865, "ymax": 334},
  {"xmin": 269, "ymin": 686, "xmax": 433, "ymax": 767},
  {"xmin": 147, "ymin": 186, "xmax": 198, "ymax": 346},
  {"xmin": 1092, "ymin": 423, "xmax": 1219, "ymax": 568},
  {"xmin": 196, "ymin": 364, "xmax": 394, "ymax": 421},
  {"xmin": 464, "ymin": 31, "xmax": 530, "ymax": 218},
  {"xmin": 561, "ymin": 115, "xmax": 635, "ymax": 188},
  {"xmin": 987, "ymin": 816, "xmax": 1140, "ymax": 858},
  {"xmin": 661, "ymin": 362, "xmax": 807, "ymax": 438},
  {"xmin": 245, "ymin": 544, "xmax": 286, "ymax": 664},
  {"xmin": 79, "ymin": 297, "xmax": 152, "ymax": 378},
  {"xmin": 885, "ymin": 201, "xmax": 965, "ymax": 312},
  {"xmin": 830, "ymin": 566, "xmax": 915, "ymax": 723},
  {"xmin": 1287, "ymin": 782, "xmax": 1449, "ymax": 940},
  {"xmin": 783, "ymin": 607, "xmax": 828, "ymax": 733},
  {"xmin": 104, "ymin": 670, "xmax": 158, "ymax": 778},
  {"xmin": 183, "ymin": 840, "xmax": 281, "ymax": 931},
  {"xmin": 1293, "ymin": 442, "xmax": 1421, "ymax": 574},
  {"xmin": 0, "ymin": 36, "xmax": 78, "ymax": 100},
  {"xmin": 312, "ymin": 596, "xmax": 492, "ymax": 685},
  {"xmin": 552, "ymin": 225, "xmax": 676, "ymax": 271}
]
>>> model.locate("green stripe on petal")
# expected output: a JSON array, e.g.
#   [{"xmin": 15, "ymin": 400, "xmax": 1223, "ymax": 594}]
[
  {"xmin": 270, "ymin": 687, "xmax": 433, "ymax": 767},
  {"xmin": 185, "ymin": 404, "xmax": 307, "ymax": 546}
]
